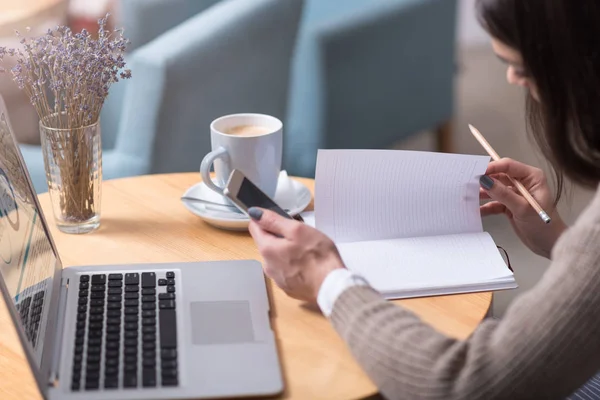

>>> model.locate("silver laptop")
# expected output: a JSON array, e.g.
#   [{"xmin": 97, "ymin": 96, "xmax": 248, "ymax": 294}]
[{"xmin": 0, "ymin": 99, "xmax": 283, "ymax": 399}]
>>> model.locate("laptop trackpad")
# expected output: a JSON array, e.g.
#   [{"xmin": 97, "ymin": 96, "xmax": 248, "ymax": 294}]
[{"xmin": 190, "ymin": 301, "xmax": 255, "ymax": 345}]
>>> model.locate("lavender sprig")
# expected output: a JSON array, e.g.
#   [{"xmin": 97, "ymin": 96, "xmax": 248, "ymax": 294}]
[{"xmin": 0, "ymin": 14, "xmax": 132, "ymax": 129}]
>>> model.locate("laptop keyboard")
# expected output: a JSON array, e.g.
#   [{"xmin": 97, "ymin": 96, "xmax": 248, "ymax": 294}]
[
  {"xmin": 15, "ymin": 290, "xmax": 45, "ymax": 347},
  {"xmin": 71, "ymin": 271, "xmax": 179, "ymax": 391}
]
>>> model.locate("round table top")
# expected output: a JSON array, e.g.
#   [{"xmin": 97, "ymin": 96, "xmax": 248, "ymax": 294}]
[{"xmin": 0, "ymin": 173, "xmax": 492, "ymax": 400}]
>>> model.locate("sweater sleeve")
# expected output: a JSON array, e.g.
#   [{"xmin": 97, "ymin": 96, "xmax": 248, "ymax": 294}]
[{"xmin": 330, "ymin": 203, "xmax": 600, "ymax": 399}]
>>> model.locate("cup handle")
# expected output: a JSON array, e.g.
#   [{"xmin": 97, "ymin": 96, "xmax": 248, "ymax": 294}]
[{"xmin": 200, "ymin": 147, "xmax": 229, "ymax": 195}]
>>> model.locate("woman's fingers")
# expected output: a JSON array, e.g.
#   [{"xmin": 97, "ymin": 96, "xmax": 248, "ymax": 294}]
[
  {"xmin": 486, "ymin": 158, "xmax": 543, "ymax": 180},
  {"xmin": 480, "ymin": 201, "xmax": 508, "ymax": 217}
]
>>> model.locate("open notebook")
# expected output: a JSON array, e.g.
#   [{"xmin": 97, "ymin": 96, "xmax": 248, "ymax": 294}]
[{"xmin": 309, "ymin": 149, "xmax": 517, "ymax": 300}]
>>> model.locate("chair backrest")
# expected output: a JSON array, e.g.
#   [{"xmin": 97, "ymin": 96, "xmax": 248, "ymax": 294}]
[
  {"xmin": 101, "ymin": 0, "xmax": 224, "ymax": 150},
  {"xmin": 285, "ymin": 0, "xmax": 457, "ymax": 177},
  {"xmin": 112, "ymin": 0, "xmax": 304, "ymax": 175}
]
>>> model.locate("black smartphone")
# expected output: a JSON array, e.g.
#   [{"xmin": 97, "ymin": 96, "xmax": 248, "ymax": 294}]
[{"xmin": 223, "ymin": 169, "xmax": 303, "ymax": 222}]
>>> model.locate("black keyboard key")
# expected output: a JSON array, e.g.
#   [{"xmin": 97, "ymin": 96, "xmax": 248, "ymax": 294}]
[
  {"xmin": 143, "ymin": 350, "xmax": 156, "ymax": 359},
  {"xmin": 88, "ymin": 330, "xmax": 103, "ymax": 338},
  {"xmin": 142, "ymin": 288, "xmax": 156, "ymax": 296},
  {"xmin": 125, "ymin": 273, "xmax": 140, "ymax": 285},
  {"xmin": 104, "ymin": 378, "xmax": 118, "ymax": 389},
  {"xmin": 166, "ymin": 279, "xmax": 175, "ymax": 286},
  {"xmin": 125, "ymin": 315, "xmax": 138, "ymax": 323},
  {"xmin": 80, "ymin": 275, "xmax": 90, "ymax": 283},
  {"xmin": 108, "ymin": 280, "xmax": 123, "ymax": 288},
  {"xmin": 142, "ymin": 295, "xmax": 155, "ymax": 303},
  {"xmin": 88, "ymin": 338, "xmax": 102, "ymax": 347},
  {"xmin": 125, "ymin": 339, "xmax": 138, "ymax": 347},
  {"xmin": 76, "ymin": 329, "xmax": 85, "ymax": 338},
  {"xmin": 76, "ymin": 321, "xmax": 85, "ymax": 330},
  {"xmin": 125, "ymin": 322, "xmax": 138, "ymax": 331},
  {"xmin": 89, "ymin": 314, "xmax": 103, "ymax": 322},
  {"xmin": 87, "ymin": 346, "xmax": 101, "ymax": 355},
  {"xmin": 79, "ymin": 282, "xmax": 89, "ymax": 290},
  {"xmin": 141, "ymin": 272, "xmax": 156, "ymax": 288},
  {"xmin": 106, "ymin": 349, "xmax": 119, "ymax": 359},
  {"xmin": 71, "ymin": 381, "xmax": 80, "ymax": 391},
  {"xmin": 125, "ymin": 307, "xmax": 139, "ymax": 315},
  {"xmin": 125, "ymin": 347, "xmax": 138, "ymax": 356},
  {"xmin": 142, "ymin": 317, "xmax": 156, "ymax": 326},
  {"xmin": 125, "ymin": 355, "xmax": 138, "ymax": 365},
  {"xmin": 107, "ymin": 310, "xmax": 121, "ymax": 318},
  {"xmin": 125, "ymin": 330, "xmax": 138, "ymax": 339},
  {"xmin": 107, "ymin": 295, "xmax": 122, "ymax": 302},
  {"xmin": 90, "ymin": 299, "xmax": 104, "ymax": 307},
  {"xmin": 125, "ymin": 300, "xmax": 139, "ymax": 307},
  {"xmin": 75, "ymin": 337, "xmax": 84, "ymax": 346},
  {"xmin": 124, "ymin": 374, "xmax": 137, "ymax": 388},
  {"xmin": 90, "ymin": 285, "xmax": 105, "ymax": 292},
  {"xmin": 143, "ymin": 358, "xmax": 156, "ymax": 368},
  {"xmin": 162, "ymin": 369, "xmax": 177, "ymax": 379},
  {"xmin": 107, "ymin": 288, "xmax": 123, "ymax": 295},
  {"xmin": 105, "ymin": 366, "xmax": 118, "ymax": 376},
  {"xmin": 162, "ymin": 377, "xmax": 178, "ymax": 387},
  {"xmin": 107, "ymin": 325, "xmax": 120, "ymax": 333},
  {"xmin": 143, "ymin": 325, "xmax": 156, "ymax": 334},
  {"xmin": 89, "ymin": 322, "xmax": 103, "ymax": 331},
  {"xmin": 159, "ymin": 300, "xmax": 175, "ymax": 310},
  {"xmin": 74, "ymin": 353, "xmax": 83, "ymax": 363},
  {"xmin": 158, "ymin": 293, "xmax": 175, "ymax": 301},
  {"xmin": 125, "ymin": 285, "xmax": 139, "ymax": 292},
  {"xmin": 142, "ymin": 310, "xmax": 156, "ymax": 318},
  {"xmin": 87, "ymin": 354, "xmax": 101, "ymax": 363},
  {"xmin": 166, "ymin": 271, "xmax": 175, "ymax": 279},
  {"xmin": 77, "ymin": 305, "xmax": 87, "ymax": 313},
  {"xmin": 105, "ymin": 358, "xmax": 119, "ymax": 367},
  {"xmin": 86, "ymin": 363, "xmax": 100, "ymax": 371},
  {"xmin": 143, "ymin": 369, "xmax": 156, "ymax": 387},
  {"xmin": 107, "ymin": 302, "xmax": 121, "ymax": 310},
  {"xmin": 158, "ymin": 279, "xmax": 167, "ymax": 286},
  {"xmin": 85, "ymin": 380, "xmax": 99, "ymax": 390},
  {"xmin": 125, "ymin": 292, "xmax": 139, "ymax": 300},
  {"xmin": 167, "ymin": 286, "xmax": 176, "ymax": 293},
  {"xmin": 106, "ymin": 341, "xmax": 120, "ymax": 350},
  {"xmin": 91, "ymin": 274, "xmax": 106, "ymax": 285},
  {"xmin": 143, "ymin": 342, "xmax": 156, "ymax": 350},
  {"xmin": 78, "ymin": 290, "xmax": 88, "ymax": 298},
  {"xmin": 78, "ymin": 298, "xmax": 88, "ymax": 305},
  {"xmin": 107, "ymin": 317, "xmax": 121, "ymax": 326},
  {"xmin": 77, "ymin": 313, "xmax": 86, "ymax": 321},
  {"xmin": 142, "ymin": 303, "xmax": 155, "ymax": 310},
  {"xmin": 74, "ymin": 346, "xmax": 83, "ymax": 356},
  {"xmin": 161, "ymin": 359, "xmax": 177, "ymax": 369},
  {"xmin": 106, "ymin": 334, "xmax": 120, "ymax": 343},
  {"xmin": 86, "ymin": 369, "xmax": 100, "ymax": 378},
  {"xmin": 108, "ymin": 273, "xmax": 123, "ymax": 280},
  {"xmin": 90, "ymin": 292, "xmax": 104, "ymax": 299},
  {"xmin": 89, "ymin": 307, "xmax": 104, "ymax": 315},
  {"xmin": 161, "ymin": 349, "xmax": 177, "ymax": 360}
]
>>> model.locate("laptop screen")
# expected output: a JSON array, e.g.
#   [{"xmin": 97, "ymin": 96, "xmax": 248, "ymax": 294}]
[{"xmin": 0, "ymin": 111, "xmax": 58, "ymax": 367}]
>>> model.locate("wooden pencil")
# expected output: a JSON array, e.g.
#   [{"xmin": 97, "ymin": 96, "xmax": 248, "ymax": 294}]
[{"xmin": 468, "ymin": 124, "xmax": 551, "ymax": 224}]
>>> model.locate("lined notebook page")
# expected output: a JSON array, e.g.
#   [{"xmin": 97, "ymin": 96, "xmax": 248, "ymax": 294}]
[
  {"xmin": 337, "ymin": 232, "xmax": 511, "ymax": 294},
  {"xmin": 315, "ymin": 150, "xmax": 490, "ymax": 243}
]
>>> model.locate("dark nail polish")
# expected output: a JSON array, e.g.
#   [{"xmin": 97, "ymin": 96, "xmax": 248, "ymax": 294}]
[
  {"xmin": 480, "ymin": 175, "xmax": 494, "ymax": 190},
  {"xmin": 248, "ymin": 208, "xmax": 263, "ymax": 221}
]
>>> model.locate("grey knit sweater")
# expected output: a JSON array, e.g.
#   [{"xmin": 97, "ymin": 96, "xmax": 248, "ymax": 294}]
[{"xmin": 331, "ymin": 186, "xmax": 600, "ymax": 400}]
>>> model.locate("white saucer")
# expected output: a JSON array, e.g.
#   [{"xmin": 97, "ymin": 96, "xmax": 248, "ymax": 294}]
[{"xmin": 181, "ymin": 172, "xmax": 312, "ymax": 231}]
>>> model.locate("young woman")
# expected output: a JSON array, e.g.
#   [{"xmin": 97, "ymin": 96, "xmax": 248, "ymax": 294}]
[{"xmin": 248, "ymin": 0, "xmax": 600, "ymax": 398}]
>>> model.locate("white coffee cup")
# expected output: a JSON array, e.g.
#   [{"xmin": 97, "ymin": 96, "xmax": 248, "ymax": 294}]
[{"xmin": 200, "ymin": 113, "xmax": 283, "ymax": 198}]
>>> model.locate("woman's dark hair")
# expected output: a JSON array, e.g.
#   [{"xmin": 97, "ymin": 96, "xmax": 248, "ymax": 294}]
[{"xmin": 476, "ymin": 0, "xmax": 600, "ymax": 201}]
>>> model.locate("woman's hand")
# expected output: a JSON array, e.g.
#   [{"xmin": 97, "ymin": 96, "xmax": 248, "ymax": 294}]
[
  {"xmin": 480, "ymin": 158, "xmax": 568, "ymax": 258},
  {"xmin": 247, "ymin": 208, "xmax": 345, "ymax": 303}
]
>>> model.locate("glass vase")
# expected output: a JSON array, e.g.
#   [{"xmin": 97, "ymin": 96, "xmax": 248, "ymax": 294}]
[{"xmin": 39, "ymin": 114, "xmax": 102, "ymax": 234}]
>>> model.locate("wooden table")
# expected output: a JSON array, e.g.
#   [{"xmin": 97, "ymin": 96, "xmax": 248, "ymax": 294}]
[{"xmin": 0, "ymin": 173, "xmax": 492, "ymax": 400}]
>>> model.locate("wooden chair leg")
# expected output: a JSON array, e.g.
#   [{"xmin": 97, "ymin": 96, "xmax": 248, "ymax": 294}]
[{"xmin": 435, "ymin": 120, "xmax": 454, "ymax": 153}]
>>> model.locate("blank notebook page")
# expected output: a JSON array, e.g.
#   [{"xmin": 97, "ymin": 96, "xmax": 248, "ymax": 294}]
[
  {"xmin": 337, "ymin": 232, "xmax": 511, "ymax": 293},
  {"xmin": 315, "ymin": 150, "xmax": 490, "ymax": 243}
]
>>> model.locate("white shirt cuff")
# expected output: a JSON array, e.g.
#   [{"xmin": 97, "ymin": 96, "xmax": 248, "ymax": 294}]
[{"xmin": 317, "ymin": 268, "xmax": 369, "ymax": 317}]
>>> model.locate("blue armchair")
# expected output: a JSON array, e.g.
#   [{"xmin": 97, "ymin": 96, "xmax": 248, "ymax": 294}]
[
  {"xmin": 284, "ymin": 0, "xmax": 458, "ymax": 177},
  {"xmin": 20, "ymin": 0, "xmax": 303, "ymax": 193}
]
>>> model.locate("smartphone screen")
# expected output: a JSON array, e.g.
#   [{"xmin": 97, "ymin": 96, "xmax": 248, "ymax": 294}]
[{"xmin": 236, "ymin": 177, "xmax": 292, "ymax": 219}]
